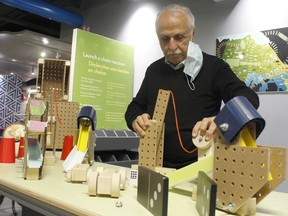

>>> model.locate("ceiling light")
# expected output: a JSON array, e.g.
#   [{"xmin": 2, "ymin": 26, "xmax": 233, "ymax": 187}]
[
  {"xmin": 40, "ymin": 51, "xmax": 46, "ymax": 57},
  {"xmin": 42, "ymin": 38, "xmax": 49, "ymax": 45}
]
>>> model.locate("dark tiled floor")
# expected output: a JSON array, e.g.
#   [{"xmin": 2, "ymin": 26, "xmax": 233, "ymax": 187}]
[{"xmin": 0, "ymin": 196, "xmax": 22, "ymax": 216}]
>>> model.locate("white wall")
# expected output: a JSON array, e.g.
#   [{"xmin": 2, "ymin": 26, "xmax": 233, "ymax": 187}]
[
  {"xmin": 78, "ymin": 0, "xmax": 288, "ymax": 192},
  {"xmin": 196, "ymin": 0, "xmax": 288, "ymax": 193}
]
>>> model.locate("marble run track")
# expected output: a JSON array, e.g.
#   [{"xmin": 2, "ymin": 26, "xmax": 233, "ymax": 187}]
[{"xmin": 63, "ymin": 106, "xmax": 96, "ymax": 172}]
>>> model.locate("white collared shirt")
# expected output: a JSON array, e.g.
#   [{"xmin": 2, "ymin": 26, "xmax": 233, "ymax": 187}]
[{"xmin": 165, "ymin": 58, "xmax": 185, "ymax": 70}]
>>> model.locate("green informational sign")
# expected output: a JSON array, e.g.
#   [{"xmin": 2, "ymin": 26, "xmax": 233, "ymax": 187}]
[{"xmin": 70, "ymin": 29, "xmax": 134, "ymax": 129}]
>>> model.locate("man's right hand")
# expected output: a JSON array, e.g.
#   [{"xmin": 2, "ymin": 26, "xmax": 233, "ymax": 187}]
[{"xmin": 132, "ymin": 113, "xmax": 151, "ymax": 138}]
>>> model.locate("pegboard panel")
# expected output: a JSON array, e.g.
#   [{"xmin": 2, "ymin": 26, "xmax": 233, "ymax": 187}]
[
  {"xmin": 52, "ymin": 101, "xmax": 79, "ymax": 149},
  {"xmin": 138, "ymin": 90, "xmax": 170, "ymax": 169},
  {"xmin": 152, "ymin": 89, "xmax": 170, "ymax": 127},
  {"xmin": 155, "ymin": 125, "xmax": 164, "ymax": 167},
  {"xmin": 37, "ymin": 58, "xmax": 70, "ymax": 100},
  {"xmin": 152, "ymin": 90, "xmax": 170, "ymax": 168},
  {"xmin": 213, "ymin": 141, "xmax": 270, "ymax": 213},
  {"xmin": 253, "ymin": 146, "xmax": 286, "ymax": 203},
  {"xmin": 138, "ymin": 120, "xmax": 158, "ymax": 169}
]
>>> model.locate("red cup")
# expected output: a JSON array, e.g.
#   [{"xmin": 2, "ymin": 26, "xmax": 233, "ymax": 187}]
[
  {"xmin": 61, "ymin": 136, "xmax": 74, "ymax": 160},
  {"xmin": 0, "ymin": 137, "xmax": 16, "ymax": 163}
]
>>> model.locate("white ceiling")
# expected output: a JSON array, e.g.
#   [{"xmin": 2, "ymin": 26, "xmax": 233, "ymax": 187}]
[{"xmin": 0, "ymin": 30, "xmax": 72, "ymax": 82}]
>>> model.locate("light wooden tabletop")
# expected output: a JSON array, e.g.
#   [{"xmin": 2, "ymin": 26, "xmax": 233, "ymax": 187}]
[{"xmin": 0, "ymin": 158, "xmax": 287, "ymax": 216}]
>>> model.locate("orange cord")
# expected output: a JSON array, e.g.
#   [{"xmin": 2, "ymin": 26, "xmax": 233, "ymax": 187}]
[{"xmin": 169, "ymin": 90, "xmax": 198, "ymax": 154}]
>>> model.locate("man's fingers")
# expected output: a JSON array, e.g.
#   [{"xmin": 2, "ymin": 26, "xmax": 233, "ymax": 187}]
[
  {"xmin": 192, "ymin": 116, "xmax": 216, "ymax": 141},
  {"xmin": 133, "ymin": 113, "xmax": 151, "ymax": 138},
  {"xmin": 192, "ymin": 121, "xmax": 201, "ymax": 138},
  {"xmin": 133, "ymin": 119, "xmax": 146, "ymax": 138},
  {"xmin": 204, "ymin": 122, "xmax": 217, "ymax": 141}
]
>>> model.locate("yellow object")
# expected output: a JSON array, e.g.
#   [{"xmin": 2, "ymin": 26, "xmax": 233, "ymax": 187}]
[
  {"xmin": 240, "ymin": 127, "xmax": 257, "ymax": 147},
  {"xmin": 240, "ymin": 126, "xmax": 273, "ymax": 181},
  {"xmin": 77, "ymin": 121, "xmax": 91, "ymax": 152}
]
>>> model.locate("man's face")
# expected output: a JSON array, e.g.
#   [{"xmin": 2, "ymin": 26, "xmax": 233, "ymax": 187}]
[{"xmin": 157, "ymin": 11, "xmax": 194, "ymax": 65}]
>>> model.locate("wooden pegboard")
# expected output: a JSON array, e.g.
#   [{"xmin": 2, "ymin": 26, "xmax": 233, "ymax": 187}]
[
  {"xmin": 52, "ymin": 101, "xmax": 79, "ymax": 149},
  {"xmin": 212, "ymin": 120, "xmax": 287, "ymax": 214},
  {"xmin": 152, "ymin": 89, "xmax": 170, "ymax": 131},
  {"xmin": 138, "ymin": 120, "xmax": 159, "ymax": 169},
  {"xmin": 29, "ymin": 100, "xmax": 79, "ymax": 150},
  {"xmin": 213, "ymin": 139, "xmax": 270, "ymax": 213},
  {"xmin": 37, "ymin": 58, "xmax": 70, "ymax": 100},
  {"xmin": 153, "ymin": 90, "xmax": 170, "ymax": 167},
  {"xmin": 138, "ymin": 90, "xmax": 170, "ymax": 169},
  {"xmin": 253, "ymin": 146, "xmax": 286, "ymax": 203}
]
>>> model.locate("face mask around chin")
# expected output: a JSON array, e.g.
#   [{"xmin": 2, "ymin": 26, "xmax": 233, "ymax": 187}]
[{"xmin": 183, "ymin": 41, "xmax": 203, "ymax": 82}]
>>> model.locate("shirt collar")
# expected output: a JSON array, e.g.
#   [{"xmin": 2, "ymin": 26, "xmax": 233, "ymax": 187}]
[{"xmin": 165, "ymin": 58, "xmax": 185, "ymax": 70}]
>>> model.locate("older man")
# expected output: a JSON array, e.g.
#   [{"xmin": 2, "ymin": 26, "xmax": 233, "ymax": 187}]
[{"xmin": 125, "ymin": 4, "xmax": 259, "ymax": 169}]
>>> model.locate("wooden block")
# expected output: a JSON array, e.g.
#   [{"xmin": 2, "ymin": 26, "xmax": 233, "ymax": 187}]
[
  {"xmin": 236, "ymin": 198, "xmax": 256, "ymax": 216},
  {"xmin": 88, "ymin": 171, "xmax": 98, "ymax": 196},
  {"xmin": 117, "ymin": 168, "xmax": 126, "ymax": 190},
  {"xmin": 26, "ymin": 168, "xmax": 40, "ymax": 180},
  {"xmin": 111, "ymin": 172, "xmax": 121, "ymax": 198},
  {"xmin": 97, "ymin": 174, "xmax": 112, "ymax": 195},
  {"xmin": 96, "ymin": 169, "xmax": 117, "ymax": 196},
  {"xmin": 192, "ymin": 185, "xmax": 197, "ymax": 201},
  {"xmin": 67, "ymin": 163, "xmax": 90, "ymax": 182},
  {"xmin": 44, "ymin": 154, "xmax": 56, "ymax": 166},
  {"xmin": 131, "ymin": 164, "xmax": 138, "ymax": 170}
]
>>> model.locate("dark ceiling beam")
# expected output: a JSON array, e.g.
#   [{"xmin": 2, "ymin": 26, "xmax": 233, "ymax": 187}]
[{"xmin": 0, "ymin": 14, "xmax": 60, "ymax": 37}]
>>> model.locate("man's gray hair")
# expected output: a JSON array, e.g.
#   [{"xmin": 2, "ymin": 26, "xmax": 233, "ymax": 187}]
[{"xmin": 155, "ymin": 4, "xmax": 195, "ymax": 34}]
